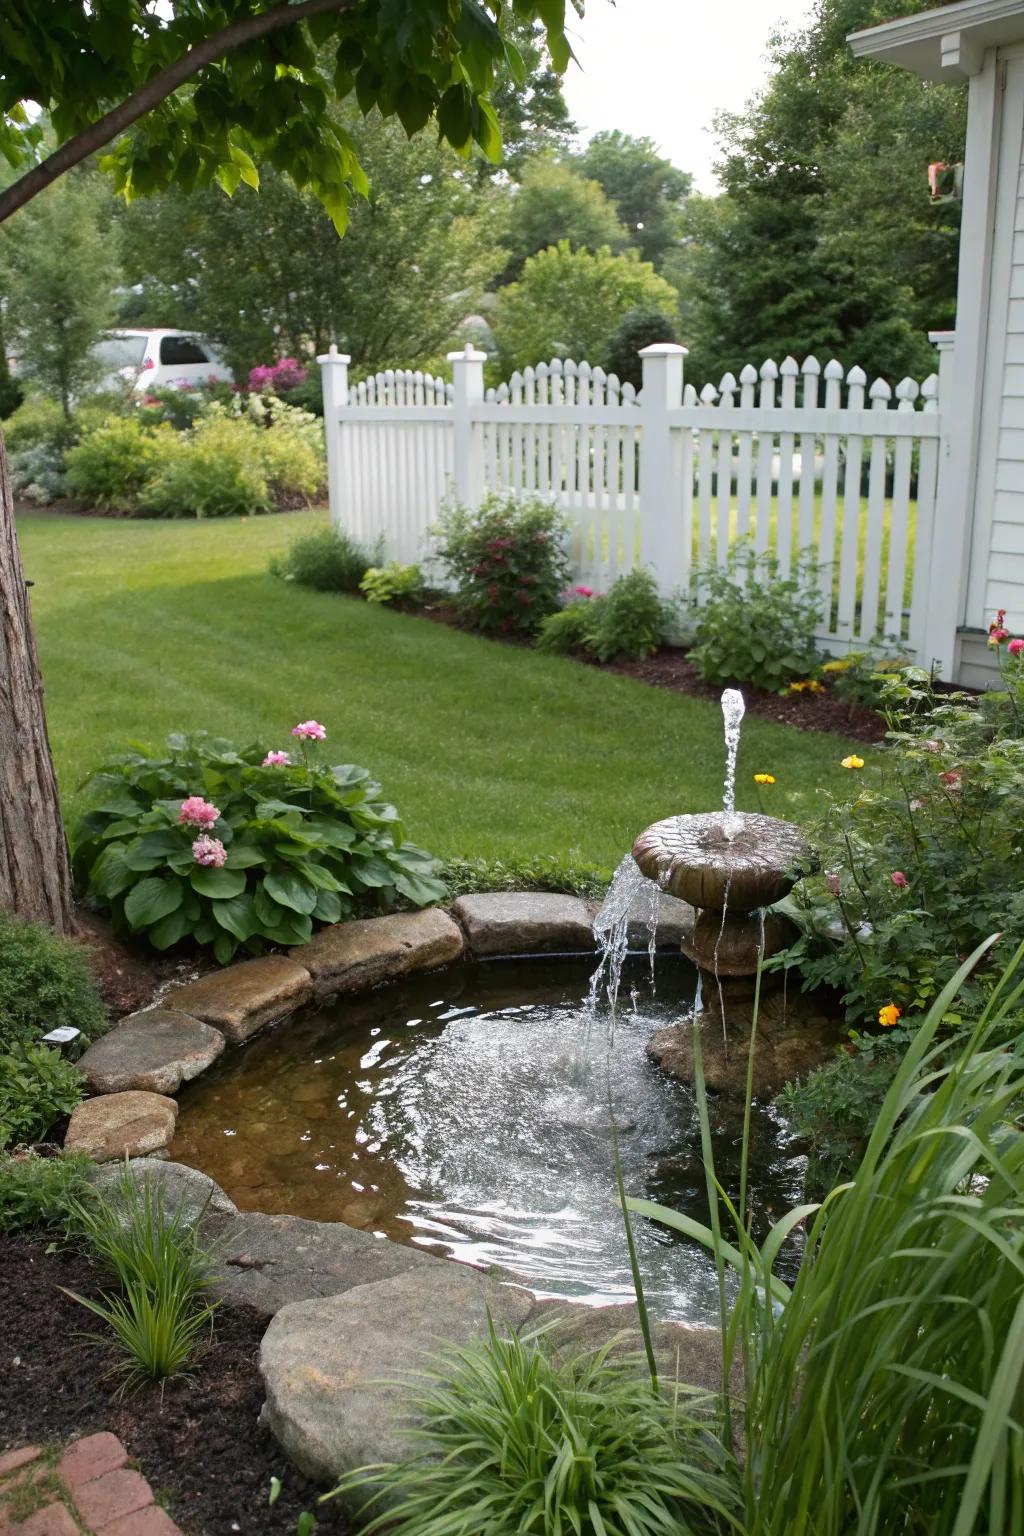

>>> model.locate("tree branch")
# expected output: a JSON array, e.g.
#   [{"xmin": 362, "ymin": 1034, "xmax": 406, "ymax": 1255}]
[{"xmin": 0, "ymin": 0, "xmax": 362, "ymax": 225}]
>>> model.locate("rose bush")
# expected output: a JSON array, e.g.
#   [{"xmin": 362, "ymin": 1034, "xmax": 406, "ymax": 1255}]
[{"xmin": 71, "ymin": 726, "xmax": 445, "ymax": 963}]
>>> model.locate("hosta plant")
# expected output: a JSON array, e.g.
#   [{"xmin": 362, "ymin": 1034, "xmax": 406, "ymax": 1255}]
[{"xmin": 71, "ymin": 725, "xmax": 446, "ymax": 963}]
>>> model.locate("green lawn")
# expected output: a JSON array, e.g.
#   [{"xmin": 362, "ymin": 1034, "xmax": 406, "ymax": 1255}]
[{"xmin": 19, "ymin": 508, "xmax": 863, "ymax": 873}]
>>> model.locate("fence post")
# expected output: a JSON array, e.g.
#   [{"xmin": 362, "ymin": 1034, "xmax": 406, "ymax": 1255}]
[
  {"xmin": 639, "ymin": 343, "xmax": 687, "ymax": 595},
  {"xmin": 447, "ymin": 347, "xmax": 487, "ymax": 507},
  {"xmin": 919, "ymin": 331, "xmax": 960, "ymax": 676},
  {"xmin": 317, "ymin": 345, "xmax": 350, "ymax": 526}
]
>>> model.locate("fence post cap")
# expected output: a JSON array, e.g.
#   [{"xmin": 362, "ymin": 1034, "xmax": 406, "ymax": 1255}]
[
  {"xmin": 446, "ymin": 347, "xmax": 488, "ymax": 362},
  {"xmin": 637, "ymin": 342, "xmax": 688, "ymax": 357},
  {"xmin": 927, "ymin": 329, "xmax": 956, "ymax": 349},
  {"xmin": 316, "ymin": 347, "xmax": 351, "ymax": 365}
]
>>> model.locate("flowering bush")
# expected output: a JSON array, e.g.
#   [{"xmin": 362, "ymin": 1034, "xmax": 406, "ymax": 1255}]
[
  {"xmin": 136, "ymin": 379, "xmax": 237, "ymax": 431},
  {"xmin": 535, "ymin": 569, "xmax": 675, "ymax": 661},
  {"xmin": 248, "ymin": 358, "xmax": 309, "ymax": 394},
  {"xmin": 71, "ymin": 728, "xmax": 446, "ymax": 963},
  {"xmin": 776, "ymin": 650, "xmax": 1024, "ymax": 1026},
  {"xmin": 691, "ymin": 542, "xmax": 823, "ymax": 691},
  {"xmin": 432, "ymin": 493, "xmax": 570, "ymax": 637}
]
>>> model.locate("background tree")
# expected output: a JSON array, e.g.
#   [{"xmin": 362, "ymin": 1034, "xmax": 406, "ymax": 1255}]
[
  {"xmin": 490, "ymin": 241, "xmax": 679, "ymax": 374},
  {"xmin": 603, "ymin": 307, "xmax": 680, "ymax": 390},
  {"xmin": 577, "ymin": 130, "xmax": 692, "ymax": 268},
  {"xmin": 120, "ymin": 111, "xmax": 505, "ymax": 377},
  {"xmin": 5, "ymin": 172, "xmax": 119, "ymax": 418},
  {"xmin": 495, "ymin": 157, "xmax": 627, "ymax": 282},
  {"xmin": 0, "ymin": 0, "xmax": 572, "ymax": 934}
]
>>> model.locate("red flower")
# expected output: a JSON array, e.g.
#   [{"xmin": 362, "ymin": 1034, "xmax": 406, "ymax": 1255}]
[
  {"xmin": 890, "ymin": 871, "xmax": 908, "ymax": 888},
  {"xmin": 940, "ymin": 769, "xmax": 962, "ymax": 791},
  {"xmin": 1010, "ymin": 638, "xmax": 1024, "ymax": 658}
]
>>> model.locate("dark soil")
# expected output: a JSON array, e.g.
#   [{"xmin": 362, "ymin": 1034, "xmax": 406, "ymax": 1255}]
[
  {"xmin": 71, "ymin": 909, "xmax": 205, "ymax": 1021},
  {"xmin": 0, "ymin": 1241, "xmax": 348, "ymax": 1536}
]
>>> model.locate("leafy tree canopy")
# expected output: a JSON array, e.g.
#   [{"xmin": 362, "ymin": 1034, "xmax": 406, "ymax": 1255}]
[
  {"xmin": 577, "ymin": 129, "xmax": 691, "ymax": 268},
  {"xmin": 0, "ymin": 0, "xmax": 574, "ymax": 231},
  {"xmin": 496, "ymin": 155, "xmax": 627, "ymax": 280}
]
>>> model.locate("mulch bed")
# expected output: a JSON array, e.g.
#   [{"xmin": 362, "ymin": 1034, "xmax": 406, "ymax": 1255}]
[
  {"xmin": 0, "ymin": 1242, "xmax": 348, "ymax": 1536},
  {"xmin": 71, "ymin": 910, "xmax": 202, "ymax": 1021}
]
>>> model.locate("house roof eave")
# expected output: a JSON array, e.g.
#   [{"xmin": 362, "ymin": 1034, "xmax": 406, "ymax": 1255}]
[{"xmin": 849, "ymin": 0, "xmax": 1024, "ymax": 82}]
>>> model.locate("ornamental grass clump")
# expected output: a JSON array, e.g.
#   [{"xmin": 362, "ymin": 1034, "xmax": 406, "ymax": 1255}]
[{"xmin": 71, "ymin": 724, "xmax": 445, "ymax": 963}]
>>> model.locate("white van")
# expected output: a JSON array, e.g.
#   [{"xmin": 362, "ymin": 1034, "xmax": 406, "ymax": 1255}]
[{"xmin": 94, "ymin": 329, "xmax": 233, "ymax": 394}]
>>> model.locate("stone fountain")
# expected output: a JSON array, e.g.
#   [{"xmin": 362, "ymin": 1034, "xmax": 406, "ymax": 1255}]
[{"xmin": 631, "ymin": 691, "xmax": 844, "ymax": 1096}]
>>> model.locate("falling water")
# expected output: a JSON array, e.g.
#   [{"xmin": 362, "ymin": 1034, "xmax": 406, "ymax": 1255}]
[
  {"xmin": 589, "ymin": 854, "xmax": 662, "ymax": 1025},
  {"xmin": 721, "ymin": 687, "xmax": 746, "ymax": 841}
]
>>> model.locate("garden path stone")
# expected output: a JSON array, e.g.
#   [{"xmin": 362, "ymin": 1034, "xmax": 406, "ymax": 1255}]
[
  {"xmin": 88, "ymin": 1158, "xmax": 238, "ymax": 1224},
  {"xmin": 202, "ymin": 1207, "xmax": 440, "ymax": 1315},
  {"xmin": 64, "ymin": 1092, "xmax": 177, "ymax": 1162},
  {"xmin": 164, "ymin": 955, "xmax": 313, "ymax": 1042},
  {"xmin": 452, "ymin": 892, "xmax": 598, "ymax": 956},
  {"xmin": 258, "ymin": 1265, "xmax": 534, "ymax": 1492},
  {"xmin": 299, "ymin": 909, "xmax": 463, "ymax": 997},
  {"xmin": 75, "ymin": 1009, "xmax": 224, "ymax": 1095}
]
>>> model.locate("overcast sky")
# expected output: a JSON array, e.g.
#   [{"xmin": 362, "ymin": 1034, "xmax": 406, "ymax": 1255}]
[{"xmin": 562, "ymin": 0, "xmax": 818, "ymax": 193}]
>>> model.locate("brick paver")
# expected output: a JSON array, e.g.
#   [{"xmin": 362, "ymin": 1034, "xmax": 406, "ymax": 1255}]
[{"xmin": 0, "ymin": 1435, "xmax": 184, "ymax": 1536}]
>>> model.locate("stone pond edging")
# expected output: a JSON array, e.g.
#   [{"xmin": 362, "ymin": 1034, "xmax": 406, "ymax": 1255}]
[{"xmin": 67, "ymin": 890, "xmax": 695, "ymax": 1160}]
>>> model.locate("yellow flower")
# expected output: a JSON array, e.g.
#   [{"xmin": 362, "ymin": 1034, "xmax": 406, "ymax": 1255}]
[
  {"xmin": 822, "ymin": 659, "xmax": 850, "ymax": 674},
  {"xmin": 841, "ymin": 754, "xmax": 865, "ymax": 770},
  {"xmin": 807, "ymin": 679, "xmax": 825, "ymax": 694},
  {"xmin": 878, "ymin": 1003, "xmax": 901, "ymax": 1028},
  {"xmin": 753, "ymin": 773, "xmax": 775, "ymax": 785}
]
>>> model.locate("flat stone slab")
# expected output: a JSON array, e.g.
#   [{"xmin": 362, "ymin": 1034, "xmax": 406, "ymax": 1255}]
[
  {"xmin": 452, "ymin": 892, "xmax": 597, "ymax": 956},
  {"xmin": 300, "ymin": 909, "xmax": 463, "ymax": 997},
  {"xmin": 89, "ymin": 1157, "xmax": 238, "ymax": 1225},
  {"xmin": 75, "ymin": 1008, "xmax": 225, "ymax": 1094},
  {"xmin": 165, "ymin": 955, "xmax": 313, "ymax": 1042},
  {"xmin": 259, "ymin": 1266, "xmax": 534, "ymax": 1490},
  {"xmin": 624, "ymin": 890, "xmax": 696, "ymax": 951},
  {"xmin": 65, "ymin": 1091, "xmax": 178, "ymax": 1163}
]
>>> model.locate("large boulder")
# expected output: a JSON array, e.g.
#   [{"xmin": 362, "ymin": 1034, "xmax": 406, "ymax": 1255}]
[
  {"xmin": 299, "ymin": 909, "xmax": 463, "ymax": 998},
  {"xmin": 88, "ymin": 1156, "xmax": 238, "ymax": 1224},
  {"xmin": 259, "ymin": 1266, "xmax": 533, "ymax": 1490},
  {"xmin": 65, "ymin": 1091, "xmax": 178, "ymax": 1162},
  {"xmin": 452, "ymin": 892, "xmax": 597, "ymax": 957},
  {"xmin": 75, "ymin": 1009, "xmax": 225, "ymax": 1094},
  {"xmin": 165, "ymin": 955, "xmax": 313, "ymax": 1043}
]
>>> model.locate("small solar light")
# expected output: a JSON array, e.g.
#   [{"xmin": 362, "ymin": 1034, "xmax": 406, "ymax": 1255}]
[{"xmin": 41, "ymin": 1025, "xmax": 81, "ymax": 1050}]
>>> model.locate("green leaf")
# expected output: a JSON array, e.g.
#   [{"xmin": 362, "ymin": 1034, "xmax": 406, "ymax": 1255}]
[
  {"xmin": 263, "ymin": 870, "xmax": 319, "ymax": 915},
  {"xmin": 225, "ymin": 842, "xmax": 266, "ymax": 869},
  {"xmin": 124, "ymin": 876, "xmax": 184, "ymax": 930},
  {"xmin": 349, "ymin": 855, "xmax": 396, "ymax": 889},
  {"xmin": 393, "ymin": 870, "xmax": 447, "ymax": 907},
  {"xmin": 149, "ymin": 907, "xmax": 191, "ymax": 950},
  {"xmin": 312, "ymin": 889, "xmax": 343, "ymax": 924},
  {"xmin": 190, "ymin": 866, "xmax": 247, "ymax": 899},
  {"xmin": 211, "ymin": 892, "xmax": 257, "ymax": 943},
  {"xmin": 213, "ymin": 932, "xmax": 237, "ymax": 965}
]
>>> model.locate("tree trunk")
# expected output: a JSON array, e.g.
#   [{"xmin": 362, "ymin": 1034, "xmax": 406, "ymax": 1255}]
[{"xmin": 0, "ymin": 428, "xmax": 74, "ymax": 933}]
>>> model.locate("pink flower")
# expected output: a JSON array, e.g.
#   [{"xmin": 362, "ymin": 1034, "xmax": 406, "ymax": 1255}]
[
  {"xmin": 291, "ymin": 720, "xmax": 326, "ymax": 741},
  {"xmin": 890, "ymin": 871, "xmax": 908, "ymax": 888},
  {"xmin": 1009, "ymin": 638, "xmax": 1024, "ymax": 658},
  {"xmin": 988, "ymin": 628, "xmax": 1008, "ymax": 647},
  {"xmin": 940, "ymin": 769, "xmax": 963, "ymax": 791},
  {"xmin": 572, "ymin": 585, "xmax": 594, "ymax": 599},
  {"xmin": 825, "ymin": 872, "xmax": 841, "ymax": 896},
  {"xmin": 178, "ymin": 795, "xmax": 220, "ymax": 829},
  {"xmin": 923, "ymin": 740, "xmax": 942, "ymax": 754},
  {"xmin": 262, "ymin": 750, "xmax": 291, "ymax": 767},
  {"xmin": 192, "ymin": 835, "xmax": 227, "ymax": 868}
]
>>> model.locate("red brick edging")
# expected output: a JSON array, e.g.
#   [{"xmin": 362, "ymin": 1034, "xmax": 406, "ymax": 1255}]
[{"xmin": 0, "ymin": 1435, "xmax": 183, "ymax": 1536}]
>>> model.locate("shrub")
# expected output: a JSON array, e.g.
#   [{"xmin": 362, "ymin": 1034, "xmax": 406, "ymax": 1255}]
[
  {"xmin": 603, "ymin": 307, "xmax": 680, "ymax": 391},
  {"xmin": 324, "ymin": 1325, "xmax": 739, "ymax": 1535},
  {"xmin": 0, "ymin": 1149, "xmax": 94, "ymax": 1233},
  {"xmin": 256, "ymin": 403, "xmax": 325, "ymax": 503},
  {"xmin": 534, "ymin": 600, "xmax": 594, "ymax": 655},
  {"xmin": 819, "ymin": 648, "xmax": 911, "ymax": 709},
  {"xmin": 0, "ymin": 374, "xmax": 23, "ymax": 420},
  {"xmin": 66, "ymin": 1166, "xmax": 218, "ymax": 1393},
  {"xmin": 0, "ymin": 1043, "xmax": 85, "ymax": 1150},
  {"xmin": 0, "ymin": 913, "xmax": 107, "ymax": 1055},
  {"xmin": 136, "ymin": 379, "xmax": 235, "ymax": 431},
  {"xmin": 143, "ymin": 412, "xmax": 271, "ymax": 517},
  {"xmin": 691, "ymin": 542, "xmax": 822, "ymax": 691},
  {"xmin": 2, "ymin": 393, "xmax": 70, "ymax": 453},
  {"xmin": 776, "ymin": 1026, "xmax": 911, "ymax": 1187},
  {"xmin": 359, "ymin": 562, "xmax": 423, "ymax": 606},
  {"xmin": 248, "ymin": 358, "xmax": 309, "ymax": 394},
  {"xmin": 71, "ymin": 727, "xmax": 446, "ymax": 963},
  {"xmin": 7, "ymin": 442, "xmax": 69, "ymax": 504},
  {"xmin": 588, "ymin": 567, "xmax": 668, "ymax": 661},
  {"xmin": 432, "ymin": 493, "xmax": 570, "ymax": 637},
  {"xmin": 776, "ymin": 659, "xmax": 1024, "ymax": 1026},
  {"xmin": 65, "ymin": 416, "xmax": 165, "ymax": 509},
  {"xmin": 271, "ymin": 525, "xmax": 378, "ymax": 592}
]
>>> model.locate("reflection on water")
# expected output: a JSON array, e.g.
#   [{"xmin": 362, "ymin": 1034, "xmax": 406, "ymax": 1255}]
[{"xmin": 171, "ymin": 956, "xmax": 805, "ymax": 1322}]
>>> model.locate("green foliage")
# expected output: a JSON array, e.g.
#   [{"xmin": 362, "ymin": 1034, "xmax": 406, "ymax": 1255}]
[
  {"xmin": 778, "ymin": 659, "xmax": 1024, "ymax": 1024},
  {"xmin": 324, "ymin": 1324, "xmax": 739, "ymax": 1535},
  {"xmin": 691, "ymin": 543, "xmax": 823, "ymax": 691},
  {"xmin": 1, "ymin": 4, "xmax": 573, "ymax": 234},
  {"xmin": 630, "ymin": 939, "xmax": 1024, "ymax": 1533},
  {"xmin": 0, "ymin": 912, "xmax": 107, "ymax": 1055},
  {"xmin": 359, "ymin": 562, "xmax": 424, "ymax": 606},
  {"xmin": 819, "ymin": 648, "xmax": 910, "ymax": 709},
  {"xmin": 136, "ymin": 381, "xmax": 236, "ymax": 431},
  {"xmin": 2, "ymin": 392, "xmax": 73, "ymax": 453},
  {"xmin": 440, "ymin": 854, "xmax": 607, "ymax": 901},
  {"xmin": 271, "ymin": 525, "xmax": 378, "ymax": 593},
  {"xmin": 71, "ymin": 729, "xmax": 446, "ymax": 962},
  {"xmin": 588, "ymin": 568, "xmax": 668, "ymax": 662},
  {"xmin": 577, "ymin": 130, "xmax": 692, "ymax": 268},
  {"xmin": 491, "ymin": 242, "xmax": 680, "ymax": 375},
  {"xmin": 0, "ymin": 1149, "xmax": 94, "ymax": 1234},
  {"xmin": 432, "ymin": 493, "xmax": 570, "ymax": 636},
  {"xmin": 603, "ymin": 308, "xmax": 680, "ymax": 391},
  {"xmin": 534, "ymin": 600, "xmax": 594, "ymax": 656},
  {"xmin": 776, "ymin": 1027, "xmax": 910, "ymax": 1187},
  {"xmin": 8, "ymin": 442, "xmax": 69, "ymax": 504},
  {"xmin": 65, "ymin": 416, "xmax": 166, "ymax": 510},
  {"xmin": 249, "ymin": 398, "xmax": 325, "ymax": 504},
  {"xmin": 66, "ymin": 1166, "xmax": 218, "ymax": 1394},
  {"xmin": 496, "ymin": 156, "xmax": 628, "ymax": 282},
  {"xmin": 0, "ymin": 1043, "xmax": 85, "ymax": 1150},
  {"xmin": 0, "ymin": 370, "xmax": 23, "ymax": 420},
  {"xmin": 143, "ymin": 411, "xmax": 272, "ymax": 517}
]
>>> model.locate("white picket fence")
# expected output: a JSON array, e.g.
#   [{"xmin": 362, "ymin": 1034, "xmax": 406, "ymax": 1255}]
[{"xmin": 319, "ymin": 339, "xmax": 952, "ymax": 658}]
